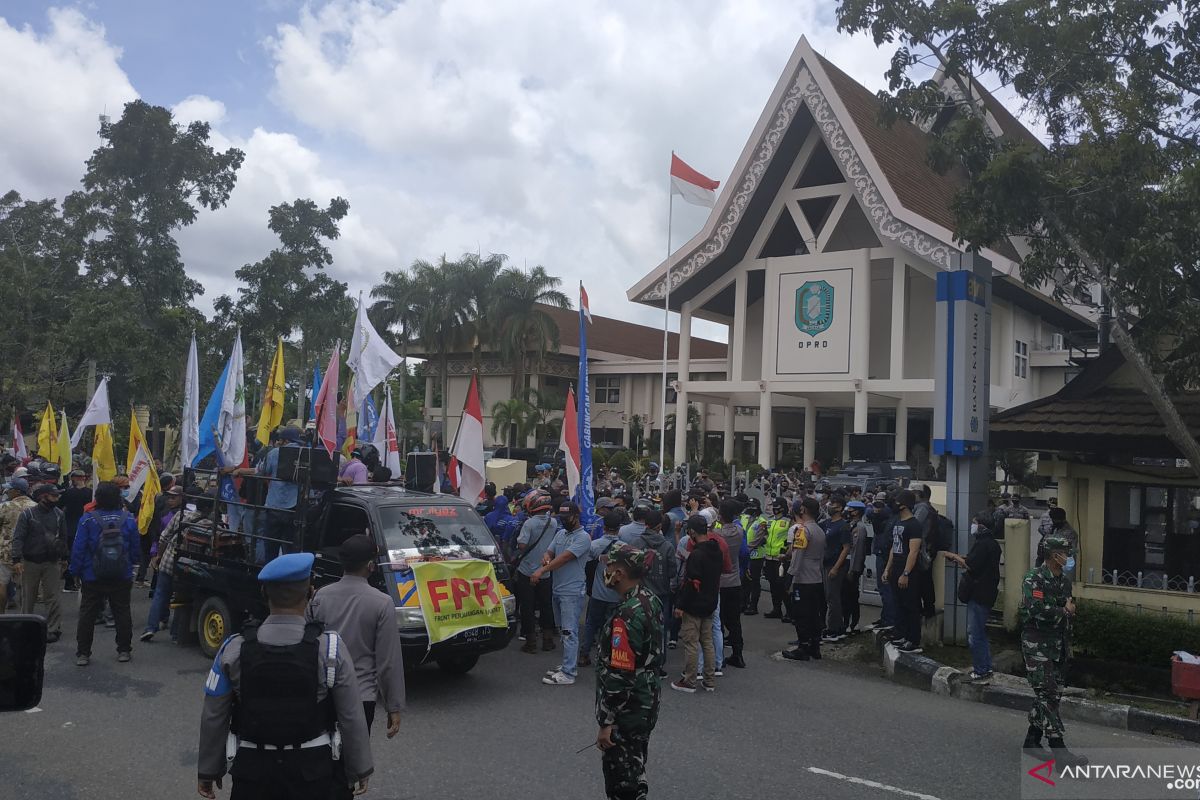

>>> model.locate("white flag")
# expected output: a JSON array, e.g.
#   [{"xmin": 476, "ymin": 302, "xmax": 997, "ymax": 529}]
[
  {"xmin": 372, "ymin": 384, "xmax": 403, "ymax": 478},
  {"xmin": 217, "ymin": 332, "xmax": 246, "ymax": 467},
  {"xmin": 182, "ymin": 333, "xmax": 200, "ymax": 469},
  {"xmin": 347, "ymin": 295, "xmax": 401, "ymax": 408},
  {"xmin": 70, "ymin": 377, "xmax": 112, "ymax": 449}
]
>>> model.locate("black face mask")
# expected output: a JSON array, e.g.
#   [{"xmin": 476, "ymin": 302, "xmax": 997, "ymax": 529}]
[{"xmin": 559, "ymin": 515, "xmax": 578, "ymax": 529}]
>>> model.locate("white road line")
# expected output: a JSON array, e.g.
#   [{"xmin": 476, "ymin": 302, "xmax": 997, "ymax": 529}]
[{"xmin": 807, "ymin": 767, "xmax": 943, "ymax": 800}]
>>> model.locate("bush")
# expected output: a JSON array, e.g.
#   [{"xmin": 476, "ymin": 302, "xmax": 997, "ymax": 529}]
[{"xmin": 1072, "ymin": 599, "xmax": 1200, "ymax": 667}]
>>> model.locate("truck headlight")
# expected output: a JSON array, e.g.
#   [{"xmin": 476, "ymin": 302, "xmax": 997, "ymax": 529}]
[
  {"xmin": 502, "ymin": 594, "xmax": 516, "ymax": 617},
  {"xmin": 395, "ymin": 606, "xmax": 425, "ymax": 630}
]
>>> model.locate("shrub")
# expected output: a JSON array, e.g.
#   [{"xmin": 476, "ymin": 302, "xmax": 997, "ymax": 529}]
[{"xmin": 1072, "ymin": 599, "xmax": 1200, "ymax": 667}]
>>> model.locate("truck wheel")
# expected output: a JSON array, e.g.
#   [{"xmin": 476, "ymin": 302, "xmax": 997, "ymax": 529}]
[
  {"xmin": 436, "ymin": 655, "xmax": 479, "ymax": 675},
  {"xmin": 197, "ymin": 596, "xmax": 234, "ymax": 658}
]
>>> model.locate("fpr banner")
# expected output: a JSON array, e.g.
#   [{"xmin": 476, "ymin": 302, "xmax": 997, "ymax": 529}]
[{"xmin": 410, "ymin": 560, "xmax": 508, "ymax": 645}]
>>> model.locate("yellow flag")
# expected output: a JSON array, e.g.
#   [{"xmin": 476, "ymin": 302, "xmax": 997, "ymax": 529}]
[
  {"xmin": 37, "ymin": 402, "xmax": 58, "ymax": 462},
  {"xmin": 256, "ymin": 338, "xmax": 286, "ymax": 446},
  {"xmin": 58, "ymin": 411, "xmax": 72, "ymax": 475},
  {"xmin": 93, "ymin": 423, "xmax": 117, "ymax": 482},
  {"xmin": 127, "ymin": 411, "xmax": 161, "ymax": 535}
]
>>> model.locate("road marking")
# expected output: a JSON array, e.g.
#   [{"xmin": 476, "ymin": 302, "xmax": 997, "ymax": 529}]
[{"xmin": 807, "ymin": 767, "xmax": 943, "ymax": 800}]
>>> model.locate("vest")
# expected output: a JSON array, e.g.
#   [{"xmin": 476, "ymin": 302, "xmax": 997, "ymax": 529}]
[
  {"xmin": 740, "ymin": 513, "xmax": 768, "ymax": 560},
  {"xmin": 232, "ymin": 621, "xmax": 335, "ymax": 747},
  {"xmin": 763, "ymin": 518, "xmax": 791, "ymax": 559}
]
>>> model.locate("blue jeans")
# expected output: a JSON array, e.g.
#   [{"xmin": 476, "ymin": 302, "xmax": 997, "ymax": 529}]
[
  {"xmin": 552, "ymin": 591, "xmax": 585, "ymax": 678},
  {"xmin": 581, "ymin": 597, "xmax": 617, "ymax": 659},
  {"xmin": 144, "ymin": 570, "xmax": 174, "ymax": 635},
  {"xmin": 876, "ymin": 554, "xmax": 896, "ymax": 627},
  {"xmin": 697, "ymin": 595, "xmax": 723, "ymax": 673},
  {"xmin": 966, "ymin": 599, "xmax": 992, "ymax": 675}
]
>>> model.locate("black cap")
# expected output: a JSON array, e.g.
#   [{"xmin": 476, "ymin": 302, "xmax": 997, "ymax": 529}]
[
  {"xmin": 338, "ymin": 534, "xmax": 377, "ymax": 566},
  {"xmin": 686, "ymin": 515, "xmax": 708, "ymax": 536},
  {"xmin": 32, "ymin": 484, "xmax": 60, "ymax": 500},
  {"xmin": 558, "ymin": 501, "xmax": 581, "ymax": 516}
]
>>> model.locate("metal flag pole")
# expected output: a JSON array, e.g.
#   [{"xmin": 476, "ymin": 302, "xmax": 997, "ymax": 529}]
[{"xmin": 658, "ymin": 151, "xmax": 674, "ymax": 474}]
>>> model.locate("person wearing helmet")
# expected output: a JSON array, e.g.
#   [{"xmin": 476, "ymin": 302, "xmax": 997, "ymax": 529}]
[
  {"xmin": 594, "ymin": 542, "xmax": 663, "ymax": 800},
  {"xmin": 761, "ymin": 497, "xmax": 793, "ymax": 620},
  {"xmin": 338, "ymin": 448, "xmax": 369, "ymax": 486},
  {"xmin": 1017, "ymin": 534, "xmax": 1088, "ymax": 767},
  {"xmin": 512, "ymin": 489, "xmax": 559, "ymax": 653},
  {"xmin": 739, "ymin": 497, "xmax": 767, "ymax": 615}
]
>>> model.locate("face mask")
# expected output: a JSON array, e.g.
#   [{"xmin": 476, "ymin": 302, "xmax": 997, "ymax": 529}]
[
  {"xmin": 602, "ymin": 568, "xmax": 621, "ymax": 588},
  {"xmin": 970, "ymin": 523, "xmax": 979, "ymax": 536},
  {"xmin": 1065, "ymin": 556, "xmax": 1075, "ymax": 571},
  {"xmin": 559, "ymin": 515, "xmax": 577, "ymax": 529},
  {"xmin": 121, "ymin": 489, "xmax": 131, "ymax": 500}
]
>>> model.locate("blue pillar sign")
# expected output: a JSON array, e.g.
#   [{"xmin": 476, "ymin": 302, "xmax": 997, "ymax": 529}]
[{"xmin": 933, "ymin": 270, "xmax": 988, "ymax": 457}]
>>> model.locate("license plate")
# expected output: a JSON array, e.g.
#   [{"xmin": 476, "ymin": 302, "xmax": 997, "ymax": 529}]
[{"xmin": 455, "ymin": 627, "xmax": 489, "ymax": 643}]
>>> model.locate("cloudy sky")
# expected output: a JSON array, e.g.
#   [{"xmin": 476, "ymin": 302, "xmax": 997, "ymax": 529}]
[{"xmin": 0, "ymin": 1, "xmax": 903, "ymax": 339}]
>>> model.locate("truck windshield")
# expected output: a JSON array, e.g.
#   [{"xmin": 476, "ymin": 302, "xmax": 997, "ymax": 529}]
[{"xmin": 377, "ymin": 504, "xmax": 496, "ymax": 556}]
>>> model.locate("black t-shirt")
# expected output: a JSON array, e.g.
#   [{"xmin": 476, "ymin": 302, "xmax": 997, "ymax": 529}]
[
  {"xmin": 889, "ymin": 516, "xmax": 924, "ymax": 580},
  {"xmin": 58, "ymin": 486, "xmax": 92, "ymax": 537},
  {"xmin": 821, "ymin": 518, "xmax": 849, "ymax": 568}
]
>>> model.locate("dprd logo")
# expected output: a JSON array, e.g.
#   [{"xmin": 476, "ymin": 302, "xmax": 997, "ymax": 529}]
[{"xmin": 795, "ymin": 280, "xmax": 834, "ymax": 337}]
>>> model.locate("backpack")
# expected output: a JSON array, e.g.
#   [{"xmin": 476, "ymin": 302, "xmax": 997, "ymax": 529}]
[
  {"xmin": 926, "ymin": 509, "xmax": 955, "ymax": 555},
  {"xmin": 92, "ymin": 511, "xmax": 130, "ymax": 582}
]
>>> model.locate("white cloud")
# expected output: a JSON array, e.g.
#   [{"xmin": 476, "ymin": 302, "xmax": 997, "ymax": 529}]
[
  {"xmin": 0, "ymin": 8, "xmax": 137, "ymax": 201},
  {"xmin": 172, "ymin": 94, "xmax": 227, "ymax": 127}
]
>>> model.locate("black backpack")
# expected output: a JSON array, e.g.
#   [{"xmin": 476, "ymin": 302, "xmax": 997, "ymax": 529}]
[
  {"xmin": 92, "ymin": 511, "xmax": 130, "ymax": 582},
  {"xmin": 927, "ymin": 509, "xmax": 955, "ymax": 555}
]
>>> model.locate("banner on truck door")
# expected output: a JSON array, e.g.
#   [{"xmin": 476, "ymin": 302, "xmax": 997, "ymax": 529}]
[{"xmin": 410, "ymin": 559, "xmax": 508, "ymax": 645}]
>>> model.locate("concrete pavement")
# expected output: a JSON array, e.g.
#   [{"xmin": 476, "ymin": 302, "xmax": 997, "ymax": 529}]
[{"xmin": 0, "ymin": 590, "xmax": 1182, "ymax": 800}]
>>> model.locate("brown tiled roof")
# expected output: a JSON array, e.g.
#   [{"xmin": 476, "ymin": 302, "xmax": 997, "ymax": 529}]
[
  {"xmin": 541, "ymin": 304, "xmax": 727, "ymax": 361},
  {"xmin": 816, "ymin": 55, "xmax": 1022, "ymax": 263}
]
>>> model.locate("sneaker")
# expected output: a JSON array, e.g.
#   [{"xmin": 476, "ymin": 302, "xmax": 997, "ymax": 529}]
[
  {"xmin": 104, "ymin": 618, "xmax": 116, "ymax": 629},
  {"xmin": 117, "ymin": 651, "xmax": 131, "ymax": 663},
  {"xmin": 62, "ymin": 586, "xmax": 79, "ymax": 594},
  {"xmin": 714, "ymin": 668, "xmax": 724, "ymax": 677},
  {"xmin": 541, "ymin": 669, "xmax": 575, "ymax": 686},
  {"xmin": 545, "ymin": 665, "xmax": 563, "ymax": 676},
  {"xmin": 518, "ymin": 635, "xmax": 527, "ymax": 642},
  {"xmin": 968, "ymin": 670, "xmax": 993, "ymax": 682},
  {"xmin": 896, "ymin": 640, "xmax": 923, "ymax": 654},
  {"xmin": 140, "ymin": 630, "xmax": 155, "ymax": 643},
  {"xmin": 670, "ymin": 678, "xmax": 697, "ymax": 694},
  {"xmin": 75, "ymin": 655, "xmax": 90, "ymax": 667},
  {"xmin": 702, "ymin": 682, "xmax": 716, "ymax": 693}
]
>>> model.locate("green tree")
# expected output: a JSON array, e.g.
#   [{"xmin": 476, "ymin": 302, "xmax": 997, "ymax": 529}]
[
  {"xmin": 369, "ymin": 269, "xmax": 420, "ymax": 406},
  {"xmin": 491, "ymin": 397, "xmax": 536, "ymax": 447},
  {"xmin": 837, "ymin": 0, "xmax": 1200, "ymax": 473},
  {"xmin": 665, "ymin": 404, "xmax": 703, "ymax": 464},
  {"xmin": 491, "ymin": 265, "xmax": 572, "ymax": 394}
]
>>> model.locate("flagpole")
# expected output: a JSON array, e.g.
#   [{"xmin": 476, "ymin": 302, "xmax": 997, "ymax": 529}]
[{"xmin": 658, "ymin": 151, "xmax": 674, "ymax": 473}]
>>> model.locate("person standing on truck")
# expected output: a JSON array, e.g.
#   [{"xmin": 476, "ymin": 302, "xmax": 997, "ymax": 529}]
[
  {"xmin": 307, "ymin": 535, "xmax": 404, "ymax": 800},
  {"xmin": 198, "ymin": 552, "xmax": 373, "ymax": 800},
  {"xmin": 513, "ymin": 489, "xmax": 558, "ymax": 654},
  {"xmin": 337, "ymin": 449, "xmax": 369, "ymax": 486},
  {"xmin": 228, "ymin": 426, "xmax": 303, "ymax": 563}
]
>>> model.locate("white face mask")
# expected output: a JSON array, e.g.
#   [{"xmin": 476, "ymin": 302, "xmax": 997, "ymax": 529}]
[
  {"xmin": 970, "ymin": 523, "xmax": 979, "ymax": 536},
  {"xmin": 1065, "ymin": 556, "xmax": 1076, "ymax": 571}
]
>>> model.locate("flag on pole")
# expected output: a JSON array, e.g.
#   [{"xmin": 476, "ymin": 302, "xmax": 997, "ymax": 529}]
[
  {"xmin": 359, "ymin": 392, "xmax": 379, "ymax": 443},
  {"xmin": 58, "ymin": 411, "xmax": 72, "ymax": 474},
  {"xmin": 450, "ymin": 374, "xmax": 485, "ymax": 503},
  {"xmin": 347, "ymin": 294, "xmax": 402, "ymax": 408},
  {"xmin": 580, "ymin": 284, "xmax": 593, "ymax": 324},
  {"xmin": 217, "ymin": 332, "xmax": 247, "ymax": 468},
  {"xmin": 577, "ymin": 284, "xmax": 595, "ymax": 521},
  {"xmin": 560, "ymin": 386, "xmax": 581, "ymax": 500},
  {"xmin": 71, "ymin": 377, "xmax": 113, "ymax": 450},
  {"xmin": 10, "ymin": 416, "xmax": 27, "ymax": 459},
  {"xmin": 182, "ymin": 333, "xmax": 200, "ymax": 469},
  {"xmin": 341, "ymin": 376, "xmax": 358, "ymax": 458},
  {"xmin": 256, "ymin": 338, "xmax": 286, "ymax": 446},
  {"xmin": 126, "ymin": 411, "xmax": 161, "ymax": 534},
  {"xmin": 670, "ymin": 153, "xmax": 720, "ymax": 207},
  {"xmin": 37, "ymin": 402, "xmax": 58, "ymax": 463},
  {"xmin": 196, "ymin": 356, "xmax": 231, "ymax": 466},
  {"xmin": 313, "ymin": 344, "xmax": 341, "ymax": 456},
  {"xmin": 372, "ymin": 385, "xmax": 402, "ymax": 478},
  {"xmin": 92, "ymin": 423, "xmax": 117, "ymax": 482},
  {"xmin": 308, "ymin": 362, "xmax": 323, "ymax": 421}
]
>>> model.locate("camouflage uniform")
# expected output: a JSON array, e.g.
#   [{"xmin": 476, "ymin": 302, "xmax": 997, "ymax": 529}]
[
  {"xmin": 0, "ymin": 495, "xmax": 36, "ymax": 567},
  {"xmin": 1019, "ymin": 543, "xmax": 1074, "ymax": 737},
  {"xmin": 595, "ymin": 545, "xmax": 664, "ymax": 800}
]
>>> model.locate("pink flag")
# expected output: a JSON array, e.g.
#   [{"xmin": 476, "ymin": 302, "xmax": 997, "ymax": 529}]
[
  {"xmin": 559, "ymin": 387, "xmax": 581, "ymax": 499},
  {"xmin": 313, "ymin": 345, "xmax": 341, "ymax": 456},
  {"xmin": 450, "ymin": 374, "xmax": 486, "ymax": 502}
]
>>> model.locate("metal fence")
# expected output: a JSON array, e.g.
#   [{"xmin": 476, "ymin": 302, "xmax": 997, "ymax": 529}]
[{"xmin": 1092, "ymin": 568, "xmax": 1199, "ymax": 594}]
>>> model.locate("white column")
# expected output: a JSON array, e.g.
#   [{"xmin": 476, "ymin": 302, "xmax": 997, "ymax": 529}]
[
  {"xmin": 895, "ymin": 397, "xmax": 908, "ymax": 461},
  {"xmin": 672, "ymin": 389, "xmax": 689, "ymax": 467},
  {"xmin": 853, "ymin": 248, "xmax": 872, "ymax": 379},
  {"xmin": 802, "ymin": 398, "xmax": 816, "ymax": 469},
  {"xmin": 424, "ymin": 375, "xmax": 435, "ymax": 446},
  {"xmin": 890, "ymin": 261, "xmax": 907, "ymax": 380},
  {"xmin": 732, "ymin": 270, "xmax": 748, "ymax": 381},
  {"xmin": 673, "ymin": 304, "xmax": 693, "ymax": 467},
  {"xmin": 854, "ymin": 387, "xmax": 869, "ymax": 433},
  {"xmin": 623, "ymin": 375, "xmax": 633, "ymax": 449},
  {"xmin": 722, "ymin": 403, "xmax": 735, "ymax": 463},
  {"xmin": 758, "ymin": 390, "xmax": 773, "ymax": 468},
  {"xmin": 678, "ymin": 303, "xmax": 693, "ymax": 379}
]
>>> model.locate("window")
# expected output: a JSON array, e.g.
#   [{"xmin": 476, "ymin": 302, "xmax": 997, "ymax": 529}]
[
  {"xmin": 594, "ymin": 376, "xmax": 621, "ymax": 405},
  {"xmin": 1014, "ymin": 339, "xmax": 1029, "ymax": 379},
  {"xmin": 320, "ymin": 505, "xmax": 371, "ymax": 560},
  {"xmin": 664, "ymin": 373, "xmax": 678, "ymax": 404},
  {"xmin": 1103, "ymin": 482, "xmax": 1200, "ymax": 592},
  {"xmin": 591, "ymin": 427, "xmax": 623, "ymax": 446}
]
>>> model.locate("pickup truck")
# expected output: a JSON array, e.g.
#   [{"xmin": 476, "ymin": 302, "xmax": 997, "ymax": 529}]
[
  {"xmin": 823, "ymin": 461, "xmax": 914, "ymax": 496},
  {"xmin": 171, "ymin": 482, "xmax": 516, "ymax": 675}
]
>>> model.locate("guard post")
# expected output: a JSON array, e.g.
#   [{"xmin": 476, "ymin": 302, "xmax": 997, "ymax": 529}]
[{"xmin": 933, "ymin": 252, "xmax": 991, "ymax": 645}]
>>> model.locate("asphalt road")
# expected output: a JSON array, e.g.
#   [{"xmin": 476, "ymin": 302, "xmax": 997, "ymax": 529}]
[{"xmin": 0, "ymin": 590, "xmax": 1181, "ymax": 800}]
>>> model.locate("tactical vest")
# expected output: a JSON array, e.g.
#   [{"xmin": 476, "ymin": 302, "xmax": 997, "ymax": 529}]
[{"xmin": 232, "ymin": 621, "xmax": 335, "ymax": 747}]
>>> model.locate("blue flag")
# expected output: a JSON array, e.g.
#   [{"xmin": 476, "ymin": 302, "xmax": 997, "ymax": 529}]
[
  {"xmin": 194, "ymin": 357, "xmax": 230, "ymax": 466},
  {"xmin": 359, "ymin": 392, "xmax": 379, "ymax": 443},
  {"xmin": 308, "ymin": 363, "xmax": 323, "ymax": 422},
  {"xmin": 577, "ymin": 285, "xmax": 595, "ymax": 522}
]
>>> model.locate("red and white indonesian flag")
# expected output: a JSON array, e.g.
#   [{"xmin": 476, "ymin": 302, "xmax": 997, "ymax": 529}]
[
  {"xmin": 559, "ymin": 387, "xmax": 581, "ymax": 499},
  {"xmin": 579, "ymin": 283, "xmax": 592, "ymax": 324},
  {"xmin": 451, "ymin": 374, "xmax": 486, "ymax": 502},
  {"xmin": 371, "ymin": 384, "xmax": 403, "ymax": 478},
  {"xmin": 670, "ymin": 153, "xmax": 720, "ymax": 207},
  {"xmin": 10, "ymin": 416, "xmax": 27, "ymax": 459}
]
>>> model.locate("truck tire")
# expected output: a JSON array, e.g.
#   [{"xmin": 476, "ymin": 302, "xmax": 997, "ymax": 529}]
[
  {"xmin": 436, "ymin": 655, "xmax": 479, "ymax": 675},
  {"xmin": 197, "ymin": 596, "xmax": 234, "ymax": 659}
]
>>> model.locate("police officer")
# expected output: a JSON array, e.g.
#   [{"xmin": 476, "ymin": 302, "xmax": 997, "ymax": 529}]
[
  {"xmin": 760, "ymin": 498, "xmax": 793, "ymax": 620},
  {"xmin": 739, "ymin": 497, "xmax": 767, "ymax": 614},
  {"xmin": 595, "ymin": 542, "xmax": 663, "ymax": 800},
  {"xmin": 197, "ymin": 553, "xmax": 373, "ymax": 799},
  {"xmin": 1019, "ymin": 534, "xmax": 1087, "ymax": 767}
]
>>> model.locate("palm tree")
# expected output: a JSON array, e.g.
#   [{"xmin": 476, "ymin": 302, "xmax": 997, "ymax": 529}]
[
  {"xmin": 491, "ymin": 266, "xmax": 571, "ymax": 395},
  {"xmin": 409, "ymin": 256, "xmax": 470, "ymax": 445},
  {"xmin": 369, "ymin": 269, "xmax": 419, "ymax": 406},
  {"xmin": 491, "ymin": 397, "xmax": 535, "ymax": 447},
  {"xmin": 454, "ymin": 252, "xmax": 506, "ymax": 374}
]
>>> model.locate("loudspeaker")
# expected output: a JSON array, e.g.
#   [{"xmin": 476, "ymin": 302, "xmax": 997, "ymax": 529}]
[
  {"xmin": 277, "ymin": 446, "xmax": 340, "ymax": 488},
  {"xmin": 848, "ymin": 433, "xmax": 895, "ymax": 462},
  {"xmin": 405, "ymin": 452, "xmax": 438, "ymax": 493}
]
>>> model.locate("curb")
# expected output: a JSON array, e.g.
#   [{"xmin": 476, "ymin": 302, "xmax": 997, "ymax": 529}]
[{"xmin": 868, "ymin": 631, "xmax": 1200, "ymax": 742}]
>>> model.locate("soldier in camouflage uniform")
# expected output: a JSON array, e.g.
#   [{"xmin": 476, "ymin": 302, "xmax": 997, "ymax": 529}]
[
  {"xmin": 1019, "ymin": 534, "xmax": 1087, "ymax": 767},
  {"xmin": 595, "ymin": 542, "xmax": 664, "ymax": 800}
]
